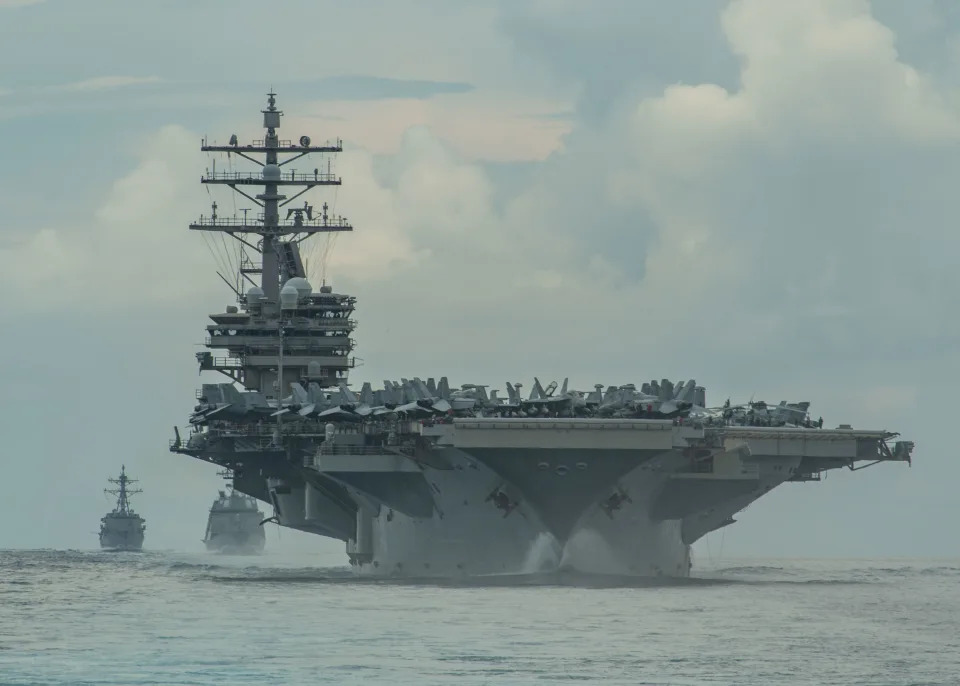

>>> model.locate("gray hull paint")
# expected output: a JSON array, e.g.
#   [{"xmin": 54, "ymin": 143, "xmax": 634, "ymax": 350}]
[
  {"xmin": 203, "ymin": 507, "xmax": 267, "ymax": 554},
  {"xmin": 204, "ymin": 534, "xmax": 266, "ymax": 555},
  {"xmin": 278, "ymin": 445, "xmax": 691, "ymax": 578},
  {"xmin": 99, "ymin": 516, "xmax": 145, "ymax": 552},
  {"xmin": 354, "ymin": 448, "xmax": 692, "ymax": 578},
  {"xmin": 271, "ymin": 426, "xmax": 907, "ymax": 579}
]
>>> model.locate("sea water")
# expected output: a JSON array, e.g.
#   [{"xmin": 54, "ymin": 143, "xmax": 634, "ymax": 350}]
[{"xmin": 2, "ymin": 550, "xmax": 957, "ymax": 685}]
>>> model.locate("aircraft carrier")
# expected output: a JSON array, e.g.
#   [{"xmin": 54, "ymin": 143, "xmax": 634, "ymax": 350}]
[{"xmin": 170, "ymin": 93, "xmax": 915, "ymax": 577}]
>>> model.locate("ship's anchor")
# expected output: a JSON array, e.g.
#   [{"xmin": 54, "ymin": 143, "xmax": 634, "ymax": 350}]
[
  {"xmin": 599, "ymin": 487, "xmax": 632, "ymax": 519},
  {"xmin": 484, "ymin": 486, "xmax": 518, "ymax": 518}
]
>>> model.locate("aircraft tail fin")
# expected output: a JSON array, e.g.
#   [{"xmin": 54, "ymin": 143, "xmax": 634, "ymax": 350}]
[
  {"xmin": 359, "ymin": 382, "xmax": 374, "ymax": 405},
  {"xmin": 412, "ymin": 377, "xmax": 432, "ymax": 400},
  {"xmin": 338, "ymin": 383, "xmax": 358, "ymax": 405},
  {"xmin": 678, "ymin": 379, "xmax": 696, "ymax": 404},
  {"xmin": 532, "ymin": 377, "xmax": 546, "ymax": 400},
  {"xmin": 220, "ymin": 383, "xmax": 244, "ymax": 404},
  {"xmin": 437, "ymin": 376, "xmax": 451, "ymax": 399},
  {"xmin": 382, "ymin": 381, "xmax": 400, "ymax": 406},
  {"xmin": 290, "ymin": 382, "xmax": 309, "ymax": 406},
  {"xmin": 659, "ymin": 379, "xmax": 674, "ymax": 401}
]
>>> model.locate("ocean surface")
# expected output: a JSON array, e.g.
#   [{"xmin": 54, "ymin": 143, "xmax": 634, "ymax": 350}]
[{"xmin": 1, "ymin": 550, "xmax": 957, "ymax": 685}]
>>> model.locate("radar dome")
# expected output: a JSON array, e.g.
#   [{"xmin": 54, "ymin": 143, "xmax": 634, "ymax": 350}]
[
  {"xmin": 284, "ymin": 276, "xmax": 312, "ymax": 299},
  {"xmin": 280, "ymin": 283, "xmax": 299, "ymax": 310},
  {"xmin": 246, "ymin": 286, "xmax": 265, "ymax": 303},
  {"xmin": 319, "ymin": 285, "xmax": 333, "ymax": 294},
  {"xmin": 262, "ymin": 164, "xmax": 281, "ymax": 181}
]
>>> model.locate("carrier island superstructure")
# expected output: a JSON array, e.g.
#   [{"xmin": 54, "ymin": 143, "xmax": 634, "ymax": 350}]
[{"xmin": 171, "ymin": 93, "xmax": 915, "ymax": 577}]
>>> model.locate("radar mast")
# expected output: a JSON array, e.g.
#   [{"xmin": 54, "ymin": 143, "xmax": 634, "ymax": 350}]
[
  {"xmin": 105, "ymin": 465, "xmax": 141, "ymax": 514},
  {"xmin": 191, "ymin": 93, "xmax": 357, "ymax": 396},
  {"xmin": 191, "ymin": 91, "xmax": 353, "ymax": 309}
]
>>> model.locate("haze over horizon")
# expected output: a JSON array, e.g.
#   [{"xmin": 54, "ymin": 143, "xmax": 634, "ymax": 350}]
[{"xmin": 1, "ymin": 0, "xmax": 956, "ymax": 561}]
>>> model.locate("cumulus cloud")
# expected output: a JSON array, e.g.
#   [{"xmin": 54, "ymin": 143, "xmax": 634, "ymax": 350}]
[
  {"xmin": 6, "ymin": 0, "xmax": 959, "ymax": 394},
  {"xmin": 312, "ymin": 0, "xmax": 960, "ymax": 429},
  {"xmin": 0, "ymin": 125, "xmax": 212, "ymax": 311}
]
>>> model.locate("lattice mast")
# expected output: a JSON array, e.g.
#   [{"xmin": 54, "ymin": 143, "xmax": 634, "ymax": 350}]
[
  {"xmin": 105, "ymin": 465, "xmax": 141, "ymax": 514},
  {"xmin": 191, "ymin": 92, "xmax": 352, "ymax": 312},
  {"xmin": 190, "ymin": 93, "xmax": 356, "ymax": 395}
]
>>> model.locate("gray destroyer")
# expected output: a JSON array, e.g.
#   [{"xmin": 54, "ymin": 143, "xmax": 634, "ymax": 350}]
[
  {"xmin": 203, "ymin": 486, "xmax": 267, "ymax": 554},
  {"xmin": 99, "ymin": 466, "xmax": 145, "ymax": 551},
  {"xmin": 171, "ymin": 93, "xmax": 915, "ymax": 577}
]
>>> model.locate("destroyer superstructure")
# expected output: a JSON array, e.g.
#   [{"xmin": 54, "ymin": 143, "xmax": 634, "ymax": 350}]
[
  {"xmin": 203, "ymin": 485, "xmax": 267, "ymax": 554},
  {"xmin": 99, "ymin": 465, "xmax": 145, "ymax": 551},
  {"xmin": 171, "ymin": 94, "xmax": 915, "ymax": 577}
]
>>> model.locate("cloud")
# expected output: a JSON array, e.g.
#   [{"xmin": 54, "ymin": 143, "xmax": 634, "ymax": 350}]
[
  {"xmin": 51, "ymin": 75, "xmax": 164, "ymax": 92},
  {"xmin": 323, "ymin": 0, "xmax": 960, "ymax": 413},
  {"xmin": 0, "ymin": 125, "xmax": 214, "ymax": 312},
  {"xmin": 7, "ymin": 0, "xmax": 960, "ymax": 385},
  {"xmin": 307, "ymin": 75, "xmax": 473, "ymax": 100},
  {"xmin": 287, "ymin": 91, "xmax": 572, "ymax": 162}
]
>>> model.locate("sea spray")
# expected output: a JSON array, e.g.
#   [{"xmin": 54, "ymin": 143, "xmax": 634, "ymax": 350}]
[
  {"xmin": 520, "ymin": 532, "xmax": 561, "ymax": 573},
  {"xmin": 559, "ymin": 528, "xmax": 631, "ymax": 575}
]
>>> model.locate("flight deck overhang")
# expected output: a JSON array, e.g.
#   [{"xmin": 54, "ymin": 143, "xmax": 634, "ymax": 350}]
[
  {"xmin": 723, "ymin": 426, "xmax": 909, "ymax": 464},
  {"xmin": 308, "ymin": 448, "xmax": 435, "ymax": 518},
  {"xmin": 426, "ymin": 418, "xmax": 697, "ymax": 451}
]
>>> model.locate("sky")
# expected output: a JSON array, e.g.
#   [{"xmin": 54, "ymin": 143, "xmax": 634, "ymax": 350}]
[{"xmin": 0, "ymin": 0, "xmax": 957, "ymax": 562}]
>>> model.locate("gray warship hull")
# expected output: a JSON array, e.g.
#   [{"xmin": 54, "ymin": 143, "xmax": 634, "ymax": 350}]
[
  {"xmin": 99, "ymin": 466, "xmax": 145, "ymax": 551},
  {"xmin": 202, "ymin": 489, "xmax": 267, "ymax": 554},
  {"xmin": 189, "ymin": 416, "xmax": 912, "ymax": 578},
  {"xmin": 203, "ymin": 516, "xmax": 266, "ymax": 555},
  {"xmin": 99, "ymin": 514, "xmax": 145, "ymax": 552},
  {"xmin": 203, "ymin": 534, "xmax": 265, "ymax": 555}
]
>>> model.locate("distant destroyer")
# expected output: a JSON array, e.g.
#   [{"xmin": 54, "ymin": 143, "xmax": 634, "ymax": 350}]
[
  {"xmin": 171, "ymin": 93, "xmax": 915, "ymax": 577},
  {"xmin": 203, "ymin": 486, "xmax": 267, "ymax": 554},
  {"xmin": 99, "ymin": 466, "xmax": 146, "ymax": 552}
]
